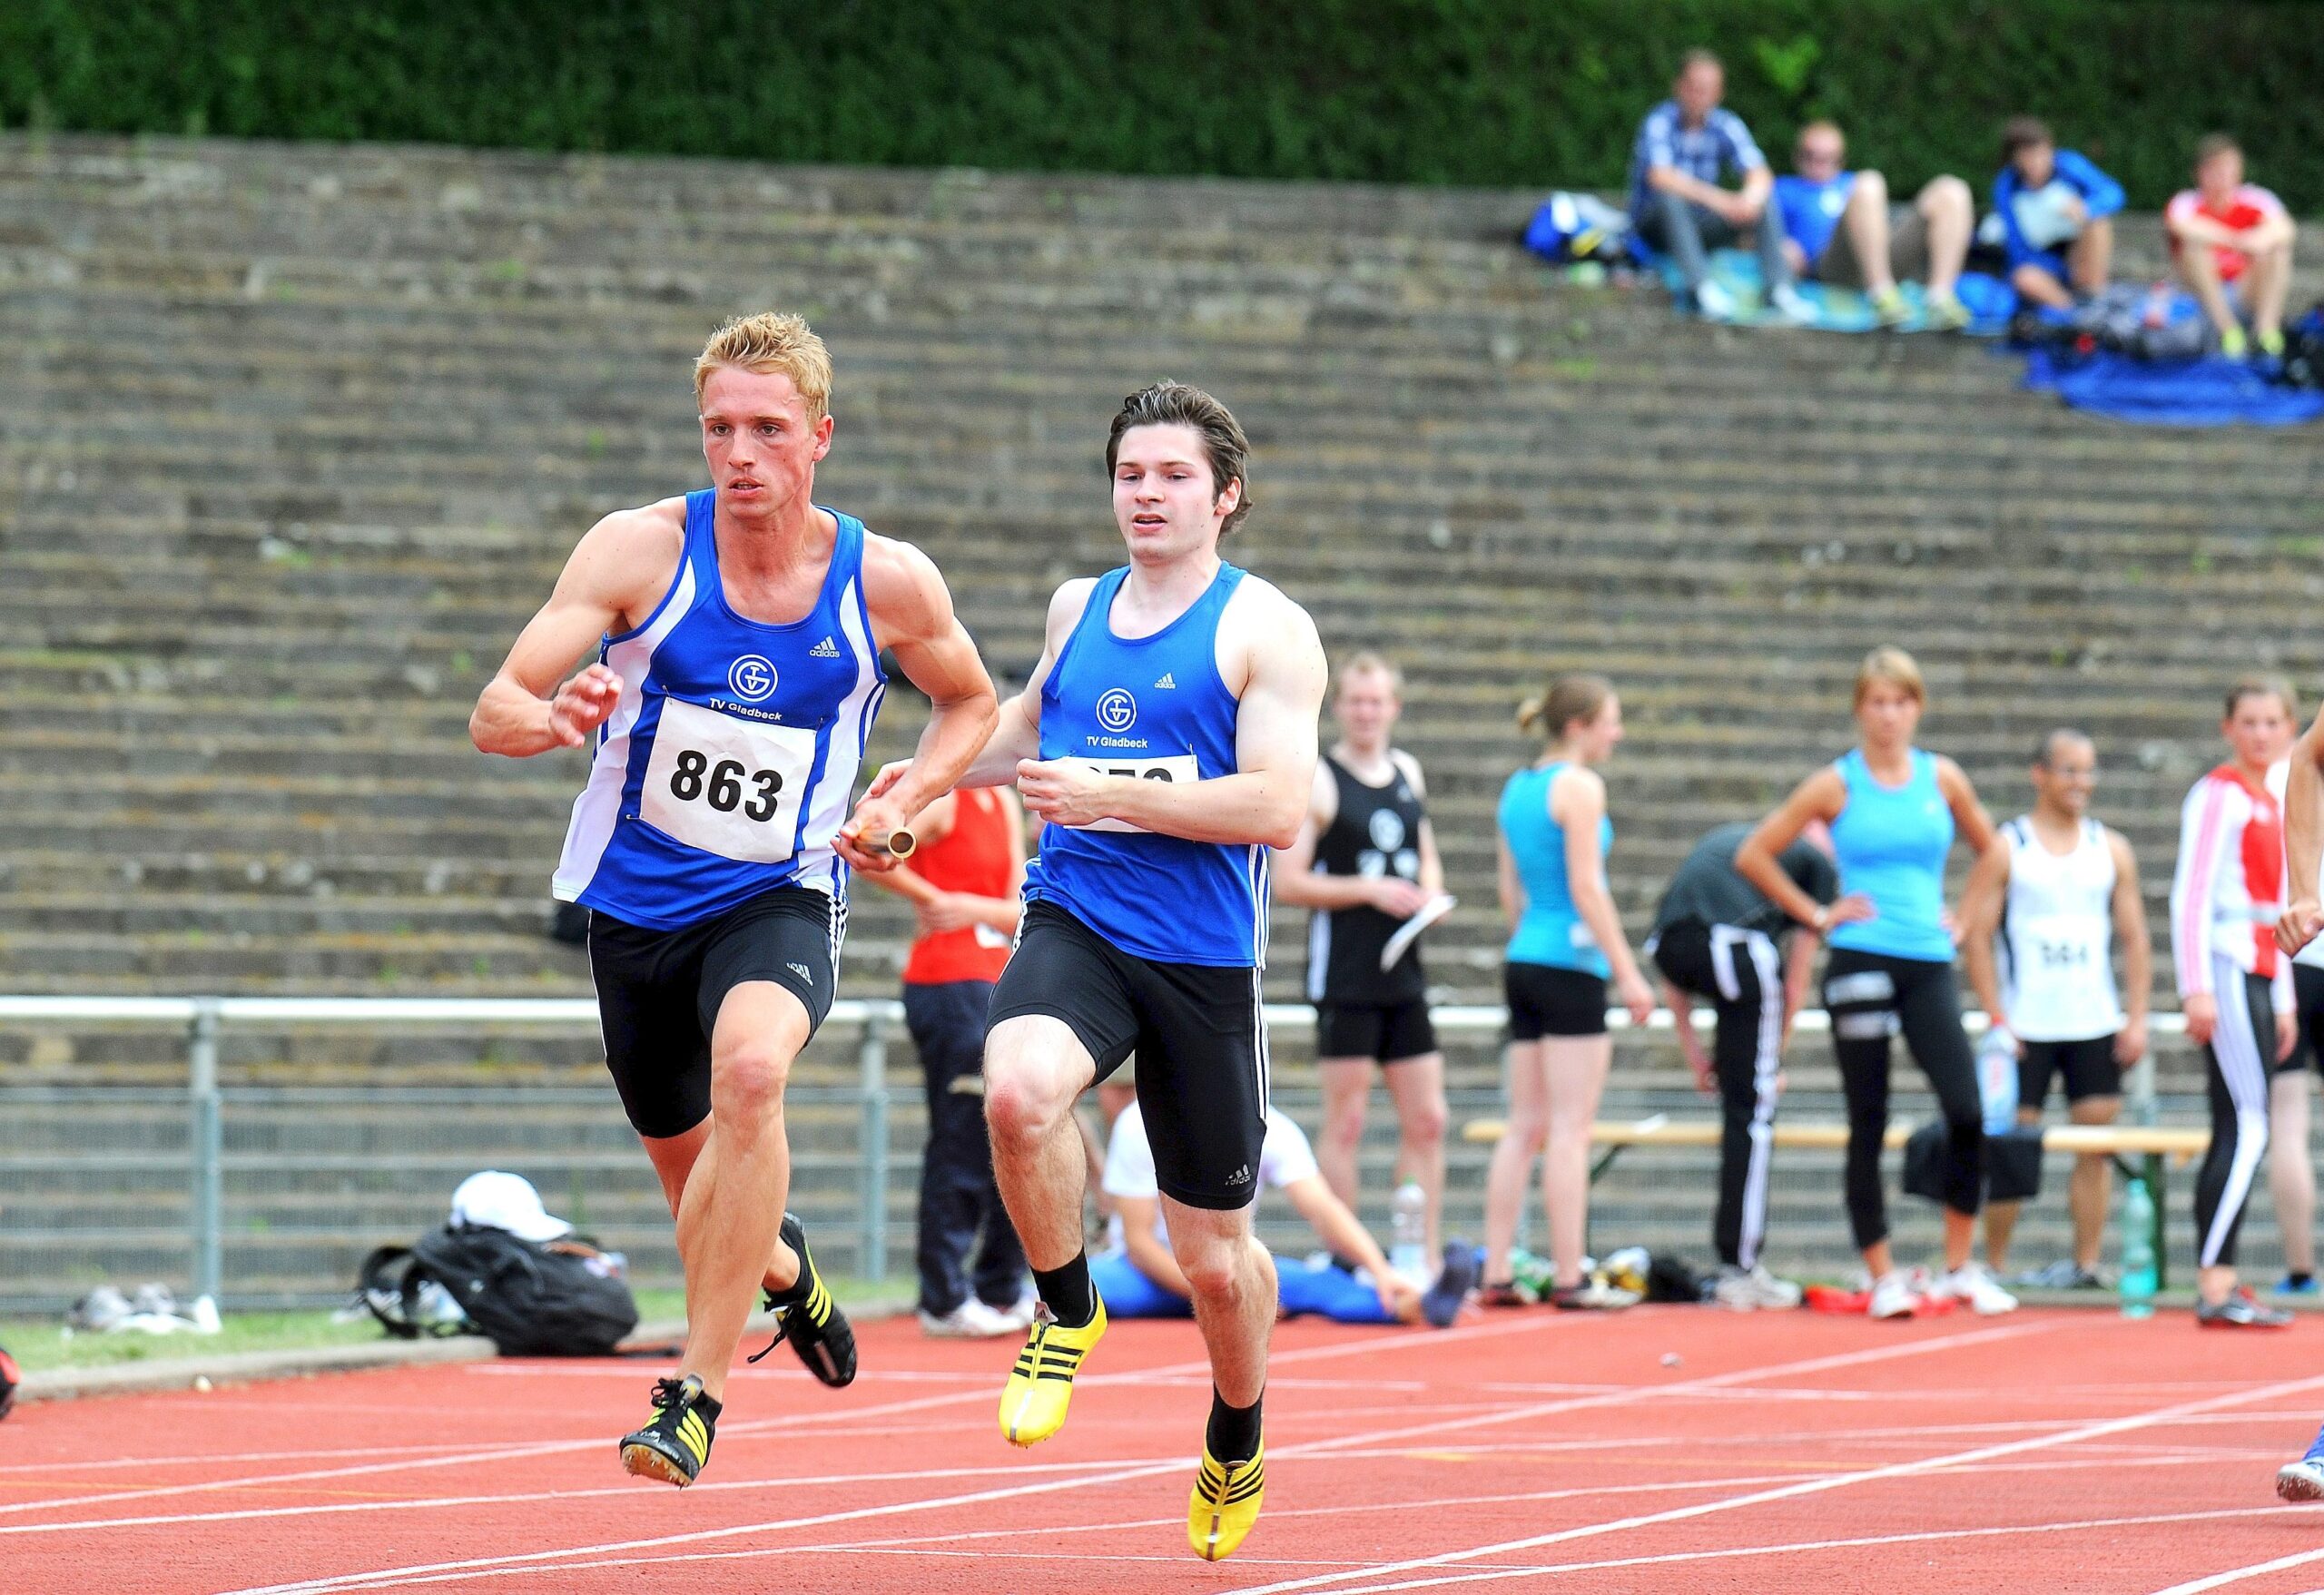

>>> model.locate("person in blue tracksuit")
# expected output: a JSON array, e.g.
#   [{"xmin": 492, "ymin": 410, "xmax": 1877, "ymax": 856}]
[{"xmin": 1992, "ymin": 116, "xmax": 2123, "ymax": 310}]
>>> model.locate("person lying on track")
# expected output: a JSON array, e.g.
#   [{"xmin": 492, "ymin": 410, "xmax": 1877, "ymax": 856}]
[{"xmin": 1093, "ymin": 1080, "xmax": 1478, "ymax": 1329}]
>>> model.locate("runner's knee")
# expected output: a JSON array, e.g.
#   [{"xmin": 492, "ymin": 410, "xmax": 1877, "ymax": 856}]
[{"xmin": 710, "ymin": 1040, "xmax": 793, "ymax": 1126}]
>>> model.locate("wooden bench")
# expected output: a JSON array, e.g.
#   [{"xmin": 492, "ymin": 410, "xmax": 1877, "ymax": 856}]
[{"xmin": 1461, "ymin": 1116, "xmax": 2211, "ymax": 1286}]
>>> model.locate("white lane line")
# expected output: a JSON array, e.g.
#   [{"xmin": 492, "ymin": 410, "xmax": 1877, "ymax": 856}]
[
  {"xmin": 2148, "ymin": 1548, "xmax": 2324, "ymax": 1594},
  {"xmin": 208, "ymin": 1316, "xmax": 2042, "ymax": 1594},
  {"xmin": 1215, "ymin": 1368, "xmax": 2324, "ymax": 1595},
  {"xmin": 6, "ymin": 1314, "xmax": 1545, "ymax": 1524}
]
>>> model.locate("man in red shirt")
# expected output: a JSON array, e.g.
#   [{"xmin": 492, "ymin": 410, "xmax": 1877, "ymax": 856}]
[
  {"xmin": 872, "ymin": 784, "xmax": 1032, "ymax": 1335},
  {"xmin": 2165, "ymin": 133, "xmax": 2299, "ymax": 360}
]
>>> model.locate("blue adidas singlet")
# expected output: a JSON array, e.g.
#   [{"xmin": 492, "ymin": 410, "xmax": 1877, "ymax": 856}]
[
  {"xmin": 1021, "ymin": 563, "xmax": 1266, "ymax": 967},
  {"xmin": 553, "ymin": 491, "xmax": 888, "ymax": 931},
  {"xmin": 1500, "ymin": 762, "xmax": 1613, "ymax": 977},
  {"xmin": 1827, "ymin": 747, "xmax": 1955, "ymax": 962}
]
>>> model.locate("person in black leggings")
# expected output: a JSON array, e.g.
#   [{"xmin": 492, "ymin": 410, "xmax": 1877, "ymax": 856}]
[{"xmin": 1737, "ymin": 646, "xmax": 2011, "ymax": 1320}]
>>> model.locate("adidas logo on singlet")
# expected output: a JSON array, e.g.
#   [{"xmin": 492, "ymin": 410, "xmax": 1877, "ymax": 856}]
[
  {"xmin": 809, "ymin": 636, "xmax": 842, "ymax": 659},
  {"xmin": 1154, "ymin": 672, "xmax": 1177, "ymax": 689},
  {"xmin": 786, "ymin": 962, "xmax": 812, "ymax": 983}
]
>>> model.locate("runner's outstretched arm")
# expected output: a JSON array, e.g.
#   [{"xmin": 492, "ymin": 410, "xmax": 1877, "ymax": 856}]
[
  {"xmin": 1017, "ymin": 583, "xmax": 1325, "ymax": 848},
  {"xmin": 840, "ymin": 537, "xmax": 999, "ymax": 871},
  {"xmin": 2282, "ymin": 710, "xmax": 2324, "ymax": 956}
]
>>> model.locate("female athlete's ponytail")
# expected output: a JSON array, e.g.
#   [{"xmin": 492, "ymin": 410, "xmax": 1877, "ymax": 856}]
[{"xmin": 1517, "ymin": 674, "xmax": 1613, "ymax": 743}]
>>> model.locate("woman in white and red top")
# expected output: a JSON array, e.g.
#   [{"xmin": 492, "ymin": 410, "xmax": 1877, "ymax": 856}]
[
  {"xmin": 2164, "ymin": 133, "xmax": 2299, "ymax": 359},
  {"xmin": 2171, "ymin": 676, "xmax": 2300, "ymax": 1327}
]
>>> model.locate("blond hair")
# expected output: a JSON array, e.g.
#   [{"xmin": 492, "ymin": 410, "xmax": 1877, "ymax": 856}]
[
  {"xmin": 1517, "ymin": 673, "xmax": 1614, "ymax": 742},
  {"xmin": 1854, "ymin": 646, "xmax": 1926, "ymax": 709},
  {"xmin": 694, "ymin": 311, "xmax": 833, "ymax": 421},
  {"xmin": 2225, "ymin": 674, "xmax": 2298, "ymax": 720},
  {"xmin": 1336, "ymin": 650, "xmax": 1403, "ymax": 693}
]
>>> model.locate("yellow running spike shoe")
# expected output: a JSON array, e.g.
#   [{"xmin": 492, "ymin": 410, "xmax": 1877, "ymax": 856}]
[
  {"xmin": 997, "ymin": 1293, "xmax": 1107, "ymax": 1446},
  {"xmin": 618, "ymin": 1373, "xmax": 720, "ymax": 1486},
  {"xmin": 1189, "ymin": 1438, "xmax": 1265, "ymax": 1561}
]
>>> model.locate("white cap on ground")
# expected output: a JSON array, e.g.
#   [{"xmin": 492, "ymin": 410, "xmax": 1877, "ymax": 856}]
[{"xmin": 450, "ymin": 1170, "xmax": 573, "ymax": 1243}]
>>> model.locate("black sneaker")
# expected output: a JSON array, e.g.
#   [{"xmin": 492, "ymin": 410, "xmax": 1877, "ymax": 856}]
[
  {"xmin": 619, "ymin": 1373, "xmax": 721, "ymax": 1486},
  {"xmin": 747, "ymin": 1212, "xmax": 857, "ymax": 1385},
  {"xmin": 2015, "ymin": 1259, "xmax": 2107, "ymax": 1291},
  {"xmin": 2197, "ymin": 1287, "xmax": 2295, "ymax": 1329},
  {"xmin": 1422, "ymin": 1242, "xmax": 1481, "ymax": 1328}
]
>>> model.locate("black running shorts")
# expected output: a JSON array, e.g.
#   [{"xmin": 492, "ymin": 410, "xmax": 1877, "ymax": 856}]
[
  {"xmin": 587, "ymin": 885, "xmax": 840, "ymax": 1138},
  {"xmin": 1315, "ymin": 999, "xmax": 1438, "ymax": 1064},
  {"xmin": 988, "ymin": 901, "xmax": 1266, "ymax": 1211},
  {"xmin": 2017, "ymin": 1035, "xmax": 2122, "ymax": 1106},
  {"xmin": 1504, "ymin": 961, "xmax": 1609, "ymax": 1040}
]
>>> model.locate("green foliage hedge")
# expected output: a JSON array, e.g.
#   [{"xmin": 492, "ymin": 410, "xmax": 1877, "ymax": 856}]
[{"xmin": 4, "ymin": 1, "xmax": 2319, "ymax": 210}]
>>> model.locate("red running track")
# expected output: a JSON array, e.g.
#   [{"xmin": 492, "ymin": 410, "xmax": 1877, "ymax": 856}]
[{"xmin": 5, "ymin": 1306, "xmax": 2324, "ymax": 1594}]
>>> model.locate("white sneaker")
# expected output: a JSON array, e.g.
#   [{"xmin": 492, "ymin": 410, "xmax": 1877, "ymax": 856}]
[
  {"xmin": 1768, "ymin": 283, "xmax": 1819, "ymax": 324},
  {"xmin": 985, "ymin": 1292, "xmax": 1039, "ymax": 1334},
  {"xmin": 2279, "ymin": 1457, "xmax": 2324, "ymax": 1502},
  {"xmin": 1713, "ymin": 1264, "xmax": 1804, "ymax": 1311},
  {"xmin": 1934, "ymin": 1262, "xmax": 2019, "ymax": 1315},
  {"xmin": 1868, "ymin": 1268, "xmax": 1925, "ymax": 1320},
  {"xmin": 1693, "ymin": 281, "xmax": 1738, "ymax": 320},
  {"xmin": 918, "ymin": 1300, "xmax": 1016, "ymax": 1339}
]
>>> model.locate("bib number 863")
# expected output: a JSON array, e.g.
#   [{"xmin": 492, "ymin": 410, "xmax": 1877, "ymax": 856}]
[{"xmin": 669, "ymin": 749, "xmax": 782, "ymax": 821}]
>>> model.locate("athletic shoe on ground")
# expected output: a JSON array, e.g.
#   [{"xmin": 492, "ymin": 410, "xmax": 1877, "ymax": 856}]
[
  {"xmin": 2198, "ymin": 1286, "xmax": 2295, "ymax": 1328},
  {"xmin": 1548, "ymin": 1275, "xmax": 1641, "ymax": 1311},
  {"xmin": 1932, "ymin": 1262, "xmax": 2018, "ymax": 1315},
  {"xmin": 1869, "ymin": 286, "xmax": 1912, "ymax": 327},
  {"xmin": 2221, "ymin": 325, "xmax": 2250, "ymax": 359},
  {"xmin": 1422, "ymin": 1241, "xmax": 1482, "ymax": 1327},
  {"xmin": 2015, "ymin": 1259, "xmax": 2106, "ymax": 1290},
  {"xmin": 1712, "ymin": 1264, "xmax": 1805, "ymax": 1311},
  {"xmin": 999, "ymin": 1293, "xmax": 1108, "ymax": 1446},
  {"xmin": 2275, "ymin": 1274, "xmax": 2321, "ymax": 1297},
  {"xmin": 1188, "ymin": 1438, "xmax": 1265, "ymax": 1561},
  {"xmin": 2260, "ymin": 328, "xmax": 2287, "ymax": 359},
  {"xmin": 986, "ymin": 1291, "xmax": 1039, "ymax": 1332},
  {"xmin": 919, "ymin": 1299, "xmax": 1018, "ymax": 1339},
  {"xmin": 1924, "ymin": 292, "xmax": 1972, "ymax": 331},
  {"xmin": 746, "ymin": 1212, "xmax": 857, "ymax": 1385},
  {"xmin": 1693, "ymin": 281, "xmax": 1739, "ymax": 320},
  {"xmin": 1477, "ymin": 1280, "xmax": 1530, "ymax": 1308},
  {"xmin": 1768, "ymin": 283, "xmax": 1819, "ymax": 324},
  {"xmin": 618, "ymin": 1373, "xmax": 720, "ymax": 1486},
  {"xmin": 1868, "ymin": 1267, "xmax": 1925, "ymax": 1320},
  {"xmin": 2279, "ymin": 1433, "xmax": 2324, "ymax": 1501}
]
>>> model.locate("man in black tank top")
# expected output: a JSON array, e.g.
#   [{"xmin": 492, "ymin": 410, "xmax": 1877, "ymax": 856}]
[{"xmin": 1274, "ymin": 654, "xmax": 1451, "ymax": 1257}]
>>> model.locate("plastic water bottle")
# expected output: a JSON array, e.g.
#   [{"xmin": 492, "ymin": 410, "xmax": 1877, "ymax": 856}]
[
  {"xmin": 1390, "ymin": 1181, "xmax": 1429, "ymax": 1286},
  {"xmin": 2120, "ymin": 1177, "xmax": 2158, "ymax": 1319},
  {"xmin": 1976, "ymin": 1022, "xmax": 2019, "ymax": 1137}
]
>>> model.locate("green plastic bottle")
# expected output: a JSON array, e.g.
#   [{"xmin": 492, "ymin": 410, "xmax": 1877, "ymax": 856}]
[{"xmin": 2120, "ymin": 1176, "xmax": 2158, "ymax": 1320}]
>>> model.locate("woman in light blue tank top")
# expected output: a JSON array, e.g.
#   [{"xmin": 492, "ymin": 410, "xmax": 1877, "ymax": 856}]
[
  {"xmin": 1481, "ymin": 674, "xmax": 1656, "ymax": 1308},
  {"xmin": 1737, "ymin": 647, "xmax": 2008, "ymax": 1316}
]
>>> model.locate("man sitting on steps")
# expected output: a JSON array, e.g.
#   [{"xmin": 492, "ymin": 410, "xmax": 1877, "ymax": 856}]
[{"xmin": 1774, "ymin": 121, "xmax": 1974, "ymax": 330}]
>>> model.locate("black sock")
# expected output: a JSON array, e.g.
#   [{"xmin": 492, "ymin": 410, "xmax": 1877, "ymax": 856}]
[
  {"xmin": 1206, "ymin": 1386, "xmax": 1263, "ymax": 1463},
  {"xmin": 2292, "ymin": 1271, "xmax": 2316, "ymax": 1290},
  {"xmin": 1031, "ymin": 1251, "xmax": 1095, "ymax": 1328}
]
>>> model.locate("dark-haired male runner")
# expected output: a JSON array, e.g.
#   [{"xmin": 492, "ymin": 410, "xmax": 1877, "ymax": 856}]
[{"xmin": 872, "ymin": 381, "xmax": 1325, "ymax": 1560}]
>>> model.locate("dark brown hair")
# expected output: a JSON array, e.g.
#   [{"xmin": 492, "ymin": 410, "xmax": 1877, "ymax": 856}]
[
  {"xmin": 2195, "ymin": 132, "xmax": 2241, "ymax": 167},
  {"xmin": 1105, "ymin": 381, "xmax": 1253, "ymax": 534},
  {"xmin": 2225, "ymin": 674, "xmax": 2297, "ymax": 720},
  {"xmin": 2001, "ymin": 115, "xmax": 2053, "ymax": 162}
]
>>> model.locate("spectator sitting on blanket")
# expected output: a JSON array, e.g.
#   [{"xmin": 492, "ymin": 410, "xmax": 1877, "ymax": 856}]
[
  {"xmin": 2166, "ymin": 133, "xmax": 2299, "ymax": 360},
  {"xmin": 1991, "ymin": 116, "xmax": 2122, "ymax": 311},
  {"xmin": 1774, "ymin": 121, "xmax": 1974, "ymax": 330},
  {"xmin": 1091, "ymin": 1080, "xmax": 1478, "ymax": 1328},
  {"xmin": 1627, "ymin": 48, "xmax": 1814, "ymax": 324}
]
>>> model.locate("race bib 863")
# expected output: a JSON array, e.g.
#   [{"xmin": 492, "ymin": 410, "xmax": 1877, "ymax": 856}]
[{"xmin": 638, "ymin": 699, "xmax": 817, "ymax": 863}]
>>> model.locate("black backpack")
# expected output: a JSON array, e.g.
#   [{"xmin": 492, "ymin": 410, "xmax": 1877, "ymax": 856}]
[{"xmin": 373, "ymin": 1224, "xmax": 639, "ymax": 1356}]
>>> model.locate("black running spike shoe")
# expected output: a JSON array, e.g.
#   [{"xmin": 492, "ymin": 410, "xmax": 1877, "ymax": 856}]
[
  {"xmin": 746, "ymin": 1212, "xmax": 858, "ymax": 1386},
  {"xmin": 619, "ymin": 1373, "xmax": 721, "ymax": 1486}
]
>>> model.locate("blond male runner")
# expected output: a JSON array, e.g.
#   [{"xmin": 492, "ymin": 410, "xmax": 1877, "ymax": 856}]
[
  {"xmin": 872, "ymin": 380, "xmax": 1326, "ymax": 1560},
  {"xmin": 471, "ymin": 313, "xmax": 996, "ymax": 1484}
]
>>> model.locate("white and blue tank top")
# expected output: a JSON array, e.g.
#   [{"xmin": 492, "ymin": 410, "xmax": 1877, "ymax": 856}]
[
  {"xmin": 1021, "ymin": 563, "xmax": 1266, "ymax": 967},
  {"xmin": 1500, "ymin": 762, "xmax": 1613, "ymax": 977},
  {"xmin": 1827, "ymin": 747, "xmax": 1955, "ymax": 962},
  {"xmin": 553, "ymin": 491, "xmax": 887, "ymax": 930}
]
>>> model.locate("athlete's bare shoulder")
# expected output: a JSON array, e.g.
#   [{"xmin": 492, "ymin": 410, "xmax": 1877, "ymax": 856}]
[
  {"xmin": 566, "ymin": 497, "xmax": 686, "ymax": 632},
  {"xmin": 1042, "ymin": 576, "xmax": 1104, "ymax": 645},
  {"xmin": 1216, "ymin": 572, "xmax": 1324, "ymax": 692},
  {"xmin": 859, "ymin": 531, "xmax": 957, "ymax": 642},
  {"xmin": 1389, "ymin": 747, "xmax": 1429, "ymax": 795}
]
